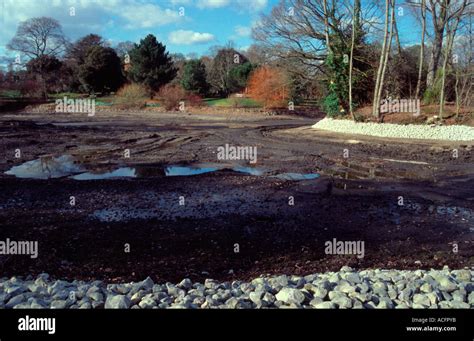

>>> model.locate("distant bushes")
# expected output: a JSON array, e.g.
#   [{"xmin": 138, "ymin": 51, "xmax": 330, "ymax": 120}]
[
  {"xmin": 115, "ymin": 83, "xmax": 148, "ymax": 109},
  {"xmin": 157, "ymin": 84, "xmax": 206, "ymax": 111},
  {"xmin": 186, "ymin": 93, "xmax": 204, "ymax": 108},
  {"xmin": 158, "ymin": 84, "xmax": 187, "ymax": 111},
  {"xmin": 247, "ymin": 66, "xmax": 289, "ymax": 108}
]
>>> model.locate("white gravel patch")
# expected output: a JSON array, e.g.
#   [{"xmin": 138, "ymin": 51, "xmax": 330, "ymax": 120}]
[
  {"xmin": 1, "ymin": 267, "xmax": 473, "ymax": 309},
  {"xmin": 313, "ymin": 118, "xmax": 474, "ymax": 141}
]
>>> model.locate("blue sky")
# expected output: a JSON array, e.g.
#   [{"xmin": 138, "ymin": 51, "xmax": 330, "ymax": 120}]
[
  {"xmin": 0, "ymin": 0, "xmax": 275, "ymax": 61},
  {"xmin": 0, "ymin": 0, "xmax": 427, "ymax": 67}
]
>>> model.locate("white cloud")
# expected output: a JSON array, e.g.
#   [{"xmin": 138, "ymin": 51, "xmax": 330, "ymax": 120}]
[
  {"xmin": 197, "ymin": 0, "xmax": 230, "ymax": 8},
  {"xmin": 234, "ymin": 25, "xmax": 251, "ymax": 37},
  {"xmin": 168, "ymin": 30, "xmax": 215, "ymax": 45},
  {"xmin": 235, "ymin": 0, "xmax": 268, "ymax": 11},
  {"xmin": 118, "ymin": 4, "xmax": 181, "ymax": 29},
  {"xmin": 0, "ymin": 0, "xmax": 182, "ymax": 48},
  {"xmin": 197, "ymin": 0, "xmax": 268, "ymax": 11},
  {"xmin": 170, "ymin": 0, "xmax": 192, "ymax": 5}
]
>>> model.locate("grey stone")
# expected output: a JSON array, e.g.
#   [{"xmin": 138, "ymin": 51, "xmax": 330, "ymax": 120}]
[
  {"xmin": 275, "ymin": 288, "xmax": 305, "ymax": 305},
  {"xmin": 249, "ymin": 290, "xmax": 265, "ymax": 304},
  {"xmin": 399, "ymin": 288, "xmax": 414, "ymax": 302},
  {"xmin": 262, "ymin": 292, "xmax": 276, "ymax": 304},
  {"xmin": 88, "ymin": 292, "xmax": 104, "ymax": 302},
  {"xmin": 448, "ymin": 301, "xmax": 470, "ymax": 309},
  {"xmin": 30, "ymin": 298, "xmax": 47, "ymax": 309},
  {"xmin": 139, "ymin": 297, "xmax": 156, "ymax": 309},
  {"xmin": 312, "ymin": 287, "xmax": 328, "ymax": 299},
  {"xmin": 6, "ymin": 294, "xmax": 25, "ymax": 308},
  {"xmin": 468, "ymin": 292, "xmax": 474, "ymax": 305},
  {"xmin": 177, "ymin": 278, "xmax": 193, "ymax": 290},
  {"xmin": 453, "ymin": 270, "xmax": 471, "ymax": 282},
  {"xmin": 451, "ymin": 290, "xmax": 466, "ymax": 302},
  {"xmin": 420, "ymin": 283, "xmax": 432, "ymax": 293},
  {"xmin": 225, "ymin": 297, "xmax": 252, "ymax": 309},
  {"xmin": 271, "ymin": 275, "xmax": 289, "ymax": 287},
  {"xmin": 413, "ymin": 294, "xmax": 431, "ymax": 307},
  {"xmin": 335, "ymin": 280, "xmax": 355, "ymax": 293},
  {"xmin": 51, "ymin": 300, "xmax": 68, "ymax": 309},
  {"xmin": 105, "ymin": 295, "xmax": 132, "ymax": 309},
  {"xmin": 140, "ymin": 277, "xmax": 154, "ymax": 290},
  {"xmin": 91, "ymin": 301, "xmax": 104, "ymax": 309},
  {"xmin": 166, "ymin": 284, "xmax": 186, "ymax": 298},
  {"xmin": 309, "ymin": 298, "xmax": 323, "ymax": 307},
  {"xmin": 434, "ymin": 275, "xmax": 458, "ymax": 292},
  {"xmin": 312, "ymin": 301, "xmax": 336, "ymax": 309},
  {"xmin": 377, "ymin": 297, "xmax": 394, "ymax": 309},
  {"xmin": 344, "ymin": 273, "xmax": 361, "ymax": 284},
  {"xmin": 329, "ymin": 291, "xmax": 352, "ymax": 308}
]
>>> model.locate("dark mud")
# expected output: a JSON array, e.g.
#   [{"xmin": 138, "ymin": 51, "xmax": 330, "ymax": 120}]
[{"xmin": 0, "ymin": 110, "xmax": 472, "ymax": 283}]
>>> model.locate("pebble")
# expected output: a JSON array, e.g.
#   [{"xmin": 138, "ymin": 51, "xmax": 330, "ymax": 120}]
[
  {"xmin": 313, "ymin": 118, "xmax": 474, "ymax": 141},
  {"xmin": 1, "ymin": 268, "xmax": 472, "ymax": 309}
]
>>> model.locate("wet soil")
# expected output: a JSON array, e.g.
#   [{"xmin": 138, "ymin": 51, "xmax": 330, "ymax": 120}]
[{"xmin": 0, "ymin": 110, "xmax": 473, "ymax": 283}]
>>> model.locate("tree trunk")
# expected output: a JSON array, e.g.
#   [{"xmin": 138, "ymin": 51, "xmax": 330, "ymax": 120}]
[
  {"xmin": 372, "ymin": 0, "xmax": 391, "ymax": 118},
  {"xmin": 426, "ymin": 0, "xmax": 448, "ymax": 88},
  {"xmin": 373, "ymin": 0, "xmax": 395, "ymax": 119},
  {"xmin": 323, "ymin": 0, "xmax": 332, "ymax": 54},
  {"xmin": 439, "ymin": 1, "xmax": 467, "ymax": 118},
  {"xmin": 377, "ymin": 0, "xmax": 395, "ymax": 109},
  {"xmin": 349, "ymin": 0, "xmax": 361, "ymax": 120},
  {"xmin": 415, "ymin": 0, "xmax": 426, "ymax": 99}
]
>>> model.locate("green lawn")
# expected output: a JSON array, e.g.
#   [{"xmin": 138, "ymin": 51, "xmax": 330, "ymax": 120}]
[
  {"xmin": 204, "ymin": 98, "xmax": 262, "ymax": 108},
  {"xmin": 49, "ymin": 92, "xmax": 86, "ymax": 99},
  {"xmin": 0, "ymin": 90, "xmax": 22, "ymax": 98}
]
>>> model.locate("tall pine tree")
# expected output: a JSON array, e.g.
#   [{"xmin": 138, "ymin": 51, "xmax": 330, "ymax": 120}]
[{"xmin": 128, "ymin": 34, "xmax": 177, "ymax": 94}]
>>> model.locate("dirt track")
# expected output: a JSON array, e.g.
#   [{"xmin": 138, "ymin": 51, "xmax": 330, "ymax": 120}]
[{"xmin": 0, "ymin": 109, "xmax": 473, "ymax": 283}]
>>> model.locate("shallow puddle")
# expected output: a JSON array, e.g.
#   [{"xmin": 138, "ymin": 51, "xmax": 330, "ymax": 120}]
[
  {"xmin": 5, "ymin": 156, "xmax": 320, "ymax": 182},
  {"xmin": 4, "ymin": 155, "xmax": 84, "ymax": 179},
  {"xmin": 273, "ymin": 173, "xmax": 320, "ymax": 181},
  {"xmin": 164, "ymin": 166, "xmax": 219, "ymax": 177},
  {"xmin": 72, "ymin": 167, "xmax": 136, "ymax": 180}
]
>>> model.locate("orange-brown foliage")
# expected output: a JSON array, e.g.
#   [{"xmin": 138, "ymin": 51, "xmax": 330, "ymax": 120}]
[{"xmin": 247, "ymin": 66, "xmax": 289, "ymax": 108}]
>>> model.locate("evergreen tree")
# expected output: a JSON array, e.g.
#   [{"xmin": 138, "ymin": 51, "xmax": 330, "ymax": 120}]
[
  {"xmin": 181, "ymin": 59, "xmax": 209, "ymax": 96},
  {"xmin": 78, "ymin": 46, "xmax": 124, "ymax": 93},
  {"xmin": 128, "ymin": 34, "xmax": 177, "ymax": 93}
]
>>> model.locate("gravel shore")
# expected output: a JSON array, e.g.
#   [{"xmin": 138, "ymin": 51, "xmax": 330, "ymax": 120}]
[
  {"xmin": 313, "ymin": 118, "xmax": 474, "ymax": 141},
  {"xmin": 1, "ymin": 267, "xmax": 472, "ymax": 309}
]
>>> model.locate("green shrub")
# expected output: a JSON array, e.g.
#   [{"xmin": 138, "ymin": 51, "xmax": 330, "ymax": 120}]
[
  {"xmin": 423, "ymin": 70, "xmax": 443, "ymax": 105},
  {"xmin": 158, "ymin": 84, "xmax": 187, "ymax": 111},
  {"xmin": 115, "ymin": 83, "xmax": 148, "ymax": 109}
]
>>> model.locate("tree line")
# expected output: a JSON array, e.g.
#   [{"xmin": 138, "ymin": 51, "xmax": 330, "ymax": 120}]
[
  {"xmin": 252, "ymin": 0, "xmax": 472, "ymax": 118},
  {"xmin": 1, "ymin": 17, "xmax": 259, "ymax": 101},
  {"xmin": 1, "ymin": 0, "xmax": 473, "ymax": 118}
]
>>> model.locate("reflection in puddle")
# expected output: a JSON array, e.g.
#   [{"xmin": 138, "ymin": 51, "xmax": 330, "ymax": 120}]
[
  {"xmin": 5, "ymin": 155, "xmax": 320, "ymax": 182},
  {"xmin": 232, "ymin": 166, "xmax": 266, "ymax": 176},
  {"xmin": 72, "ymin": 167, "xmax": 136, "ymax": 180},
  {"xmin": 273, "ymin": 173, "xmax": 320, "ymax": 181},
  {"xmin": 164, "ymin": 166, "xmax": 218, "ymax": 176},
  {"xmin": 4, "ymin": 155, "xmax": 84, "ymax": 179}
]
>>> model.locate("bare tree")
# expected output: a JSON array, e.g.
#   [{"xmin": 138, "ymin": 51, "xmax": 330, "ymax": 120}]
[
  {"xmin": 414, "ymin": 0, "xmax": 427, "ymax": 99},
  {"xmin": 372, "ymin": 0, "xmax": 395, "ymax": 118},
  {"xmin": 7, "ymin": 17, "xmax": 68, "ymax": 60},
  {"xmin": 349, "ymin": 0, "xmax": 361, "ymax": 120},
  {"xmin": 426, "ymin": 0, "xmax": 449, "ymax": 88},
  {"xmin": 439, "ymin": 0, "xmax": 469, "ymax": 118}
]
